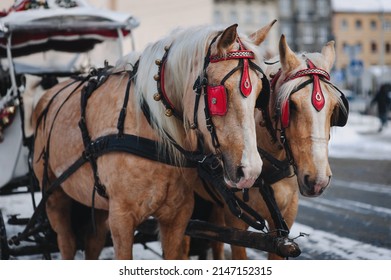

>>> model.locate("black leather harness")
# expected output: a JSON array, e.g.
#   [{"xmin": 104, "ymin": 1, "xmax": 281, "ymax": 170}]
[{"xmin": 31, "ymin": 59, "xmax": 291, "ymax": 239}]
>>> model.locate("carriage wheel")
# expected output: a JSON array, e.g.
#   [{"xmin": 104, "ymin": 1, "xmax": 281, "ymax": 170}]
[{"xmin": 0, "ymin": 210, "xmax": 10, "ymax": 259}]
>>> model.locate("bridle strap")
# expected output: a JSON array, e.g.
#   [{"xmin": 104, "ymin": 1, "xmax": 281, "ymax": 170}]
[
  {"xmin": 264, "ymin": 58, "xmax": 334, "ymax": 167},
  {"xmin": 191, "ymin": 35, "xmax": 260, "ymax": 150},
  {"xmin": 191, "ymin": 34, "xmax": 221, "ymax": 129}
]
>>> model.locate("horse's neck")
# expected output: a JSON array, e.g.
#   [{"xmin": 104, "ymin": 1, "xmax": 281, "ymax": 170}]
[{"xmin": 255, "ymin": 111, "xmax": 286, "ymax": 165}]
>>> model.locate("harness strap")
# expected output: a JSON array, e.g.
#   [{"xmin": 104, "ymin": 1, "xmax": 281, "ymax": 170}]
[
  {"xmin": 259, "ymin": 183, "xmax": 290, "ymax": 237},
  {"xmin": 200, "ymin": 178, "xmax": 225, "ymax": 208},
  {"xmin": 40, "ymin": 77, "xmax": 90, "ymax": 195},
  {"xmin": 197, "ymin": 154, "xmax": 266, "ymax": 231},
  {"xmin": 78, "ymin": 65, "xmax": 114, "ymax": 199},
  {"xmin": 39, "ymin": 131, "xmax": 196, "ymax": 206},
  {"xmin": 117, "ymin": 60, "xmax": 139, "ymax": 137},
  {"xmin": 258, "ymin": 147, "xmax": 293, "ymax": 185},
  {"xmin": 87, "ymin": 134, "xmax": 196, "ymax": 167}
]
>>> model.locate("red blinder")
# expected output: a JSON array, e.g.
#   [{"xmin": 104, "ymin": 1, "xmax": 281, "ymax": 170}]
[
  {"xmin": 281, "ymin": 100, "xmax": 290, "ymax": 128},
  {"xmin": 207, "ymin": 85, "xmax": 228, "ymax": 116}
]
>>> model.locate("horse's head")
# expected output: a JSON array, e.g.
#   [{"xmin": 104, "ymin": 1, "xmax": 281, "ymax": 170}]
[
  {"xmin": 141, "ymin": 21, "xmax": 275, "ymax": 189},
  {"xmin": 193, "ymin": 21, "xmax": 275, "ymax": 189},
  {"xmin": 264, "ymin": 35, "xmax": 348, "ymax": 197}
]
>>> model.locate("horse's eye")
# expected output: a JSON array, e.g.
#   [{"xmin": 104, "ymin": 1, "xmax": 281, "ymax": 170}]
[{"xmin": 289, "ymin": 102, "xmax": 297, "ymax": 112}]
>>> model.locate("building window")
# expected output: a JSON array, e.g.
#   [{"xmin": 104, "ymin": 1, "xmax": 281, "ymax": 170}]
[
  {"xmin": 297, "ymin": 0, "xmax": 312, "ymax": 19},
  {"xmin": 355, "ymin": 19, "xmax": 362, "ymax": 29},
  {"xmin": 317, "ymin": 0, "xmax": 329, "ymax": 16},
  {"xmin": 302, "ymin": 25, "xmax": 314, "ymax": 44},
  {"xmin": 343, "ymin": 43, "xmax": 362, "ymax": 56},
  {"xmin": 370, "ymin": 20, "xmax": 377, "ymax": 30},
  {"xmin": 386, "ymin": 42, "xmax": 391, "ymax": 54},
  {"xmin": 384, "ymin": 20, "xmax": 391, "ymax": 30},
  {"xmin": 279, "ymin": 0, "xmax": 291, "ymax": 17},
  {"xmin": 342, "ymin": 42, "xmax": 348, "ymax": 51},
  {"xmin": 341, "ymin": 19, "xmax": 348, "ymax": 30},
  {"xmin": 318, "ymin": 26, "xmax": 328, "ymax": 44},
  {"xmin": 371, "ymin": 41, "xmax": 377, "ymax": 53}
]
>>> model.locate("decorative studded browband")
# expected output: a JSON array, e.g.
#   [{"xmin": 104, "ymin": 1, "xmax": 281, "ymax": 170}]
[
  {"xmin": 284, "ymin": 59, "xmax": 330, "ymax": 112},
  {"xmin": 269, "ymin": 58, "xmax": 331, "ymax": 129},
  {"xmin": 209, "ymin": 50, "xmax": 255, "ymax": 63}
]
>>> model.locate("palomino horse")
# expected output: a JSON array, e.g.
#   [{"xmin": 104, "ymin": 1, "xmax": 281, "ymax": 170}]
[
  {"xmin": 193, "ymin": 34, "xmax": 349, "ymax": 259},
  {"xmin": 32, "ymin": 23, "xmax": 274, "ymax": 259}
]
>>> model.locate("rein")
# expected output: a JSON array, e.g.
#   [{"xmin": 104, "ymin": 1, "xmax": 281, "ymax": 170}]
[{"xmin": 198, "ymin": 147, "xmax": 292, "ymax": 235}]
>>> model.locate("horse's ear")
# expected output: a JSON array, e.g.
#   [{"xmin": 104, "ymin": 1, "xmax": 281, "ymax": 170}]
[
  {"xmin": 249, "ymin": 19, "xmax": 277, "ymax": 46},
  {"xmin": 279, "ymin": 34, "xmax": 301, "ymax": 73},
  {"xmin": 321, "ymin": 40, "xmax": 336, "ymax": 71},
  {"xmin": 217, "ymin": 24, "xmax": 238, "ymax": 51}
]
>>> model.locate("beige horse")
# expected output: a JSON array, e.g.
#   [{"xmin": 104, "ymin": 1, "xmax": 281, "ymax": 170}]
[
  {"xmin": 32, "ymin": 23, "xmax": 275, "ymax": 259},
  {"xmin": 192, "ymin": 34, "xmax": 348, "ymax": 260}
]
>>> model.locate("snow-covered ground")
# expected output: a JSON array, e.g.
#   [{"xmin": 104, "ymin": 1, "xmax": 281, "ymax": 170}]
[{"xmin": 329, "ymin": 112, "xmax": 391, "ymax": 160}]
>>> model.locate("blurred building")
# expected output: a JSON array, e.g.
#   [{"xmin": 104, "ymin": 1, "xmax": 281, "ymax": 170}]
[
  {"xmin": 332, "ymin": 0, "xmax": 391, "ymax": 70},
  {"xmin": 279, "ymin": 0, "xmax": 333, "ymax": 53},
  {"xmin": 331, "ymin": 0, "xmax": 391, "ymax": 93},
  {"xmin": 74, "ymin": 0, "xmax": 213, "ymax": 51},
  {"xmin": 213, "ymin": 0, "xmax": 279, "ymax": 57},
  {"xmin": 212, "ymin": 0, "xmax": 333, "ymax": 56}
]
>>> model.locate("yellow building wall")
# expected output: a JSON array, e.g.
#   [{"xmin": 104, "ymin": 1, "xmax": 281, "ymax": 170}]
[{"xmin": 333, "ymin": 12, "xmax": 391, "ymax": 70}]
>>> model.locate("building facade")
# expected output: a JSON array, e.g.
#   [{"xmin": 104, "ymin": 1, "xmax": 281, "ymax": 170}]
[
  {"xmin": 278, "ymin": 0, "xmax": 333, "ymax": 53},
  {"xmin": 332, "ymin": 3, "xmax": 391, "ymax": 70},
  {"xmin": 213, "ymin": 0, "xmax": 279, "ymax": 57},
  {"xmin": 332, "ymin": 0, "xmax": 391, "ymax": 93}
]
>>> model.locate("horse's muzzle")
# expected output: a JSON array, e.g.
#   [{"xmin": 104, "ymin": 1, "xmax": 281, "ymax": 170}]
[
  {"xmin": 224, "ymin": 165, "xmax": 261, "ymax": 189},
  {"xmin": 299, "ymin": 175, "xmax": 331, "ymax": 197}
]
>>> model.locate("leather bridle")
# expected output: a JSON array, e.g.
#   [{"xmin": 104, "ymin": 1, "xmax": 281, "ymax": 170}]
[
  {"xmin": 154, "ymin": 33, "xmax": 266, "ymax": 154},
  {"xmin": 265, "ymin": 58, "xmax": 348, "ymax": 167}
]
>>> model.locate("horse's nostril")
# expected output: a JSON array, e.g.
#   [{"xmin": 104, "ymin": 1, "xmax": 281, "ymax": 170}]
[
  {"xmin": 236, "ymin": 166, "xmax": 245, "ymax": 179},
  {"xmin": 304, "ymin": 175, "xmax": 311, "ymax": 187}
]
